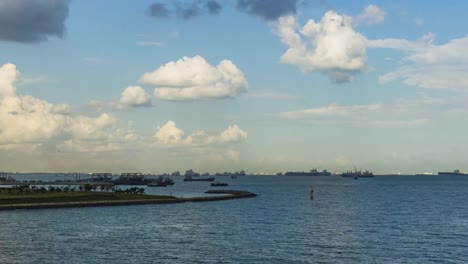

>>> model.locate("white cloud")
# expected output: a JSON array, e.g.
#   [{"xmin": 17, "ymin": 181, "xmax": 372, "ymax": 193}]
[
  {"xmin": 370, "ymin": 33, "xmax": 468, "ymax": 90},
  {"xmin": 219, "ymin": 125, "xmax": 248, "ymax": 142},
  {"xmin": 88, "ymin": 86, "xmax": 152, "ymax": 110},
  {"xmin": 67, "ymin": 113, "xmax": 116, "ymax": 140},
  {"xmin": 280, "ymin": 103, "xmax": 383, "ymax": 119},
  {"xmin": 139, "ymin": 55, "xmax": 248, "ymax": 100},
  {"xmin": 154, "ymin": 121, "xmax": 248, "ymax": 146},
  {"xmin": 154, "ymin": 121, "xmax": 193, "ymax": 145},
  {"xmin": 51, "ymin": 103, "xmax": 72, "ymax": 115},
  {"xmin": 117, "ymin": 86, "xmax": 152, "ymax": 108},
  {"xmin": 275, "ymin": 11, "xmax": 368, "ymax": 83},
  {"xmin": 0, "ymin": 63, "xmax": 18, "ymax": 97},
  {"xmin": 354, "ymin": 5, "xmax": 386, "ymax": 26},
  {"xmin": 0, "ymin": 64, "xmax": 67, "ymax": 144},
  {"xmin": 0, "ymin": 63, "xmax": 117, "ymax": 148},
  {"xmin": 279, "ymin": 101, "xmax": 434, "ymax": 127}
]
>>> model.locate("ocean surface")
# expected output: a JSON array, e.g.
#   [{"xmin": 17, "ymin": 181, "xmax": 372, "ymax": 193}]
[{"xmin": 1, "ymin": 175, "xmax": 467, "ymax": 263}]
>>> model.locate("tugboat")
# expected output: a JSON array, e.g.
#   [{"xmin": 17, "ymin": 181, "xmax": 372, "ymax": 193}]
[{"xmin": 210, "ymin": 181, "xmax": 228, "ymax": 187}]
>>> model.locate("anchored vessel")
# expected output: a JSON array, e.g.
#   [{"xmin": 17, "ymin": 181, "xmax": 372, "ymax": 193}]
[
  {"xmin": 113, "ymin": 173, "xmax": 148, "ymax": 185},
  {"xmin": 437, "ymin": 170, "xmax": 468, "ymax": 176},
  {"xmin": 147, "ymin": 176, "xmax": 174, "ymax": 187},
  {"xmin": 183, "ymin": 169, "xmax": 215, "ymax": 181},
  {"xmin": 210, "ymin": 181, "xmax": 228, "ymax": 187},
  {"xmin": 183, "ymin": 175, "xmax": 215, "ymax": 182},
  {"xmin": 284, "ymin": 169, "xmax": 331, "ymax": 176},
  {"xmin": 341, "ymin": 168, "xmax": 374, "ymax": 178}
]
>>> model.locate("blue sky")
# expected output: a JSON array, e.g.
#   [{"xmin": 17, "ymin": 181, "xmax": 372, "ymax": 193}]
[{"xmin": 1, "ymin": 0, "xmax": 468, "ymax": 174}]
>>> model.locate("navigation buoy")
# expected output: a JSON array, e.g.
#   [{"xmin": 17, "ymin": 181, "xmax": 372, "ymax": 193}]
[{"xmin": 310, "ymin": 187, "xmax": 314, "ymax": 200}]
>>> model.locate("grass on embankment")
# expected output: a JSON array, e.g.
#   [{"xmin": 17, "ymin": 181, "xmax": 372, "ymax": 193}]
[{"xmin": 0, "ymin": 192, "xmax": 176, "ymax": 205}]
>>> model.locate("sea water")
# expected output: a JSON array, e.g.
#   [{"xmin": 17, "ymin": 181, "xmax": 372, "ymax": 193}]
[{"xmin": 0, "ymin": 175, "xmax": 467, "ymax": 263}]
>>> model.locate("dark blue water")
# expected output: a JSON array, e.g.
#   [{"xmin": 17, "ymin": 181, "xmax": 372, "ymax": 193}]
[{"xmin": 1, "ymin": 176, "xmax": 467, "ymax": 263}]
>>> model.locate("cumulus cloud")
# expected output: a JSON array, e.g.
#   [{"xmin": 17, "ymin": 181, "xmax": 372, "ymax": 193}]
[
  {"xmin": 154, "ymin": 121, "xmax": 193, "ymax": 145},
  {"xmin": 117, "ymin": 86, "xmax": 152, "ymax": 109},
  {"xmin": 67, "ymin": 114, "xmax": 116, "ymax": 140},
  {"xmin": 353, "ymin": 5, "xmax": 386, "ymax": 26},
  {"xmin": 0, "ymin": 63, "xmax": 18, "ymax": 97},
  {"xmin": 370, "ymin": 34, "xmax": 468, "ymax": 90},
  {"xmin": 0, "ymin": 63, "xmax": 117, "ymax": 148},
  {"xmin": 88, "ymin": 86, "xmax": 152, "ymax": 110},
  {"xmin": 237, "ymin": 0, "xmax": 300, "ymax": 21},
  {"xmin": 275, "ymin": 11, "xmax": 368, "ymax": 83},
  {"xmin": 154, "ymin": 121, "xmax": 248, "ymax": 146},
  {"xmin": 51, "ymin": 104, "xmax": 72, "ymax": 115},
  {"xmin": 0, "ymin": 0, "xmax": 70, "ymax": 43},
  {"xmin": 219, "ymin": 125, "xmax": 248, "ymax": 142},
  {"xmin": 0, "ymin": 64, "xmax": 66, "ymax": 144},
  {"xmin": 140, "ymin": 55, "xmax": 248, "ymax": 101}
]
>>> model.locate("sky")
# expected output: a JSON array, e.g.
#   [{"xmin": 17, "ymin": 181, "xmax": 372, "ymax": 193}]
[{"xmin": 1, "ymin": 0, "xmax": 468, "ymax": 174}]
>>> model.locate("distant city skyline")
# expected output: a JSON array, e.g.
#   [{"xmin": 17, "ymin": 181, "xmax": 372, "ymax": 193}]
[{"xmin": 1, "ymin": 0, "xmax": 468, "ymax": 174}]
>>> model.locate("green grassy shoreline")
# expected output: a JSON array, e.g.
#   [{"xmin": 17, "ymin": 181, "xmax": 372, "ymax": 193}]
[
  {"xmin": 0, "ymin": 190, "xmax": 257, "ymax": 211},
  {"xmin": 0, "ymin": 192, "xmax": 176, "ymax": 205}
]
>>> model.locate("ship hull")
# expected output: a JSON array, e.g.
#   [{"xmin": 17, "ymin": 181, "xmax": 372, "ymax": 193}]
[
  {"xmin": 183, "ymin": 177, "xmax": 215, "ymax": 182},
  {"xmin": 438, "ymin": 172, "xmax": 468, "ymax": 176}
]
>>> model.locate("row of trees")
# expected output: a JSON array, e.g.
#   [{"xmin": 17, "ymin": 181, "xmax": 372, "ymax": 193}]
[{"xmin": 0, "ymin": 184, "xmax": 145, "ymax": 195}]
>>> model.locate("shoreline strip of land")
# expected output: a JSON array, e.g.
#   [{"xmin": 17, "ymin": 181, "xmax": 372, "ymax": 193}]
[{"xmin": 0, "ymin": 190, "xmax": 257, "ymax": 211}]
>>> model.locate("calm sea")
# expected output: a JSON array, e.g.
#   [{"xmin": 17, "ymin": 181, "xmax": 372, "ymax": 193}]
[{"xmin": 1, "ymin": 175, "xmax": 467, "ymax": 263}]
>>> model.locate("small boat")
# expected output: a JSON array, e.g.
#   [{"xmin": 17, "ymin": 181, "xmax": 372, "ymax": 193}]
[
  {"xmin": 210, "ymin": 182, "xmax": 228, "ymax": 186},
  {"xmin": 147, "ymin": 182, "xmax": 167, "ymax": 187},
  {"xmin": 147, "ymin": 176, "xmax": 174, "ymax": 187},
  {"xmin": 231, "ymin": 175, "xmax": 237, "ymax": 179}
]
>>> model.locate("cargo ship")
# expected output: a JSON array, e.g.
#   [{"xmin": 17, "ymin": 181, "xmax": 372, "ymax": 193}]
[
  {"xmin": 437, "ymin": 170, "xmax": 468, "ymax": 176},
  {"xmin": 341, "ymin": 168, "xmax": 374, "ymax": 178},
  {"xmin": 284, "ymin": 169, "xmax": 331, "ymax": 176}
]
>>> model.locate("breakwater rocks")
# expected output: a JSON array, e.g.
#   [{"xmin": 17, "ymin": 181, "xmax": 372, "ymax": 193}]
[{"xmin": 0, "ymin": 190, "xmax": 257, "ymax": 211}]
